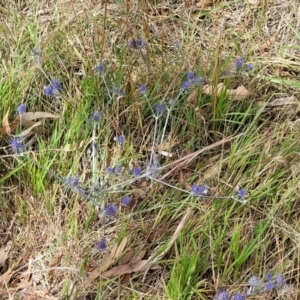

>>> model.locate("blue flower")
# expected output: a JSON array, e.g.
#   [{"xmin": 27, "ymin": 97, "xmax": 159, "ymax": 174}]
[
  {"xmin": 191, "ymin": 184, "xmax": 209, "ymax": 196},
  {"xmin": 246, "ymin": 63, "xmax": 254, "ymax": 71},
  {"xmin": 121, "ymin": 195, "xmax": 131, "ymax": 206},
  {"xmin": 214, "ymin": 290, "xmax": 230, "ymax": 300},
  {"xmin": 117, "ymin": 135, "xmax": 126, "ymax": 144},
  {"xmin": 274, "ymin": 274, "xmax": 285, "ymax": 287},
  {"xmin": 17, "ymin": 104, "xmax": 26, "ymax": 114},
  {"xmin": 104, "ymin": 204, "xmax": 118, "ymax": 217},
  {"xmin": 181, "ymin": 81, "xmax": 191, "ymax": 90},
  {"xmin": 65, "ymin": 176, "xmax": 81, "ymax": 190},
  {"xmin": 128, "ymin": 38, "xmax": 147, "ymax": 49},
  {"xmin": 187, "ymin": 71, "xmax": 196, "ymax": 81},
  {"xmin": 112, "ymin": 87, "xmax": 125, "ymax": 98},
  {"xmin": 92, "ymin": 111, "xmax": 103, "ymax": 123},
  {"xmin": 236, "ymin": 189, "xmax": 247, "ymax": 199},
  {"xmin": 10, "ymin": 138, "xmax": 24, "ymax": 153},
  {"xmin": 139, "ymin": 84, "xmax": 147, "ymax": 93},
  {"xmin": 265, "ymin": 272, "xmax": 272, "ymax": 281},
  {"xmin": 155, "ymin": 103, "xmax": 166, "ymax": 114},
  {"xmin": 174, "ymin": 42, "xmax": 180, "ymax": 50},
  {"xmin": 233, "ymin": 292, "xmax": 246, "ymax": 300},
  {"xmin": 265, "ymin": 280, "xmax": 274, "ymax": 291},
  {"xmin": 44, "ymin": 85, "xmax": 53, "ymax": 97},
  {"xmin": 95, "ymin": 64, "xmax": 105, "ymax": 73},
  {"xmin": 51, "ymin": 78, "xmax": 61, "ymax": 93},
  {"xmin": 107, "ymin": 166, "xmax": 122, "ymax": 174},
  {"xmin": 236, "ymin": 57, "xmax": 244, "ymax": 70},
  {"xmin": 132, "ymin": 166, "xmax": 142, "ymax": 176},
  {"xmin": 96, "ymin": 238, "xmax": 107, "ymax": 251},
  {"xmin": 248, "ymin": 275, "xmax": 260, "ymax": 288}
]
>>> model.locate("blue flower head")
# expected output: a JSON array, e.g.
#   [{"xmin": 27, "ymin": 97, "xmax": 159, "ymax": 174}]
[
  {"xmin": 265, "ymin": 280, "xmax": 274, "ymax": 291},
  {"xmin": 51, "ymin": 79, "xmax": 61, "ymax": 94},
  {"xmin": 187, "ymin": 71, "xmax": 196, "ymax": 81},
  {"xmin": 181, "ymin": 81, "xmax": 191, "ymax": 90},
  {"xmin": 236, "ymin": 57, "xmax": 244, "ymax": 70},
  {"xmin": 248, "ymin": 275, "xmax": 260, "ymax": 288},
  {"xmin": 112, "ymin": 87, "xmax": 125, "ymax": 98},
  {"xmin": 96, "ymin": 238, "xmax": 107, "ymax": 251},
  {"xmin": 274, "ymin": 274, "xmax": 285, "ymax": 287},
  {"xmin": 155, "ymin": 103, "xmax": 166, "ymax": 114},
  {"xmin": 247, "ymin": 63, "xmax": 254, "ymax": 71},
  {"xmin": 17, "ymin": 104, "xmax": 26, "ymax": 114},
  {"xmin": 174, "ymin": 42, "xmax": 180, "ymax": 50},
  {"xmin": 191, "ymin": 184, "xmax": 209, "ymax": 196},
  {"xmin": 128, "ymin": 38, "xmax": 147, "ymax": 49},
  {"xmin": 117, "ymin": 135, "xmax": 126, "ymax": 144},
  {"xmin": 104, "ymin": 204, "xmax": 118, "ymax": 217},
  {"xmin": 236, "ymin": 189, "xmax": 247, "ymax": 199},
  {"xmin": 95, "ymin": 63, "xmax": 105, "ymax": 73},
  {"xmin": 139, "ymin": 84, "xmax": 147, "ymax": 93},
  {"xmin": 44, "ymin": 85, "xmax": 53, "ymax": 97},
  {"xmin": 92, "ymin": 111, "xmax": 103, "ymax": 123},
  {"xmin": 65, "ymin": 176, "xmax": 81, "ymax": 190},
  {"xmin": 121, "ymin": 195, "xmax": 132, "ymax": 206},
  {"xmin": 11, "ymin": 138, "xmax": 24, "ymax": 153},
  {"xmin": 233, "ymin": 293, "xmax": 246, "ymax": 300},
  {"xmin": 214, "ymin": 290, "xmax": 230, "ymax": 300},
  {"xmin": 132, "ymin": 166, "xmax": 142, "ymax": 176}
]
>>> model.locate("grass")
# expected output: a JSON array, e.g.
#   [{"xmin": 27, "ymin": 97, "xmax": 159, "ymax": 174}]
[{"xmin": 1, "ymin": 0, "xmax": 300, "ymax": 299}]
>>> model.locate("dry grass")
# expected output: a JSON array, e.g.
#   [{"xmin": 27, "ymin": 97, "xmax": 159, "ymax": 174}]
[{"xmin": 1, "ymin": 0, "xmax": 300, "ymax": 299}]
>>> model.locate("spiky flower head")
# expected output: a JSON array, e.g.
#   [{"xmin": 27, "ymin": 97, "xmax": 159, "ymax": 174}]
[
  {"xmin": 65, "ymin": 176, "xmax": 81, "ymax": 190},
  {"xmin": 104, "ymin": 204, "xmax": 118, "ymax": 217},
  {"xmin": 132, "ymin": 166, "xmax": 142, "ymax": 176},
  {"xmin": 139, "ymin": 84, "xmax": 147, "ymax": 93},
  {"xmin": 191, "ymin": 184, "xmax": 209, "ymax": 196},
  {"xmin": 10, "ymin": 138, "xmax": 24, "ymax": 153},
  {"xmin": 236, "ymin": 57, "xmax": 244, "ymax": 70},
  {"xmin": 214, "ymin": 290, "xmax": 230, "ymax": 300},
  {"xmin": 17, "ymin": 104, "xmax": 26, "ymax": 114},
  {"xmin": 121, "ymin": 195, "xmax": 132, "ymax": 206},
  {"xmin": 96, "ymin": 238, "xmax": 107, "ymax": 251}
]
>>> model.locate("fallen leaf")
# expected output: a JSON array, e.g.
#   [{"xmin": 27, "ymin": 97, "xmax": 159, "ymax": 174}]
[
  {"xmin": 25, "ymin": 290, "xmax": 58, "ymax": 300},
  {"xmin": 0, "ymin": 241, "xmax": 12, "ymax": 266},
  {"xmin": 202, "ymin": 83, "xmax": 225, "ymax": 96},
  {"xmin": 227, "ymin": 85, "xmax": 250, "ymax": 100},
  {"xmin": 48, "ymin": 255, "xmax": 62, "ymax": 278},
  {"xmin": 17, "ymin": 258, "xmax": 32, "ymax": 290},
  {"xmin": 147, "ymin": 222, "xmax": 168, "ymax": 242},
  {"xmin": 266, "ymin": 96, "xmax": 297, "ymax": 107},
  {"xmin": 20, "ymin": 111, "xmax": 59, "ymax": 134},
  {"xmin": 13, "ymin": 121, "xmax": 43, "ymax": 138},
  {"xmin": 258, "ymin": 36, "xmax": 275, "ymax": 51},
  {"xmin": 0, "ymin": 267, "xmax": 13, "ymax": 286},
  {"xmin": 85, "ymin": 237, "xmax": 128, "ymax": 284},
  {"xmin": 2, "ymin": 109, "xmax": 11, "ymax": 134},
  {"xmin": 119, "ymin": 249, "xmax": 146, "ymax": 265}
]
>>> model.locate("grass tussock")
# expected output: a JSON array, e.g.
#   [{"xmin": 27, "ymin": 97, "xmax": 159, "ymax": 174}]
[{"xmin": 1, "ymin": 0, "xmax": 300, "ymax": 299}]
